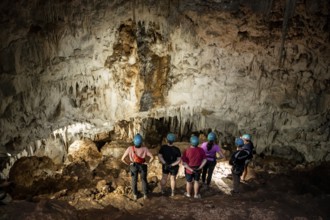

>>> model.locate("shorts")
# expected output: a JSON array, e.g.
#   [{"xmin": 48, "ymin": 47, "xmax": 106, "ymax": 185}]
[
  {"xmin": 162, "ymin": 164, "xmax": 179, "ymax": 176},
  {"xmin": 185, "ymin": 170, "xmax": 201, "ymax": 182}
]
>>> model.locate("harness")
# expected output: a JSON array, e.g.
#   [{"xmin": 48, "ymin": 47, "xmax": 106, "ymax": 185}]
[{"xmin": 132, "ymin": 146, "xmax": 145, "ymax": 164}]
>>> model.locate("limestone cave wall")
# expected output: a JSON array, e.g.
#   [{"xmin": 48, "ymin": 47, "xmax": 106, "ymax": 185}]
[{"xmin": 0, "ymin": 0, "xmax": 329, "ymax": 165}]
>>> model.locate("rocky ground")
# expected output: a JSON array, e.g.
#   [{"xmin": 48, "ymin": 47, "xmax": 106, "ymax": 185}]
[{"xmin": 1, "ymin": 153, "xmax": 329, "ymax": 220}]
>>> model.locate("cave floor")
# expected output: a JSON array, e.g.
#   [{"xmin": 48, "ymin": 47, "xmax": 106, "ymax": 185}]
[{"xmin": 1, "ymin": 166, "xmax": 329, "ymax": 220}]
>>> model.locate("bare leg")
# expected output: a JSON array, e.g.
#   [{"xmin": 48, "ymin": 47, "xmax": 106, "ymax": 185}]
[
  {"xmin": 193, "ymin": 180, "xmax": 200, "ymax": 196},
  {"xmin": 170, "ymin": 175, "xmax": 176, "ymax": 192},
  {"xmin": 161, "ymin": 173, "xmax": 169, "ymax": 192},
  {"xmin": 242, "ymin": 165, "xmax": 248, "ymax": 181},
  {"xmin": 186, "ymin": 181, "xmax": 193, "ymax": 196}
]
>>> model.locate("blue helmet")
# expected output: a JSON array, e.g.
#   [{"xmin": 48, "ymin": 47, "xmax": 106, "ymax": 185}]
[
  {"xmin": 133, "ymin": 134, "xmax": 143, "ymax": 146},
  {"xmin": 167, "ymin": 133, "xmax": 176, "ymax": 143},
  {"xmin": 235, "ymin": 138, "xmax": 244, "ymax": 147},
  {"xmin": 190, "ymin": 136, "xmax": 199, "ymax": 147},
  {"xmin": 207, "ymin": 132, "xmax": 216, "ymax": 142},
  {"xmin": 242, "ymin": 134, "xmax": 251, "ymax": 141}
]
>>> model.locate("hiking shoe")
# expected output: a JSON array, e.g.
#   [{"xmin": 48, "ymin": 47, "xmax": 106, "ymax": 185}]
[
  {"xmin": 170, "ymin": 191, "xmax": 175, "ymax": 197},
  {"xmin": 194, "ymin": 194, "xmax": 201, "ymax": 199},
  {"xmin": 184, "ymin": 192, "xmax": 191, "ymax": 198}
]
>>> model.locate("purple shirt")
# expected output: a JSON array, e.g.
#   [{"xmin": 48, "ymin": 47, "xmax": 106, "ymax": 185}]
[{"xmin": 200, "ymin": 142, "xmax": 221, "ymax": 161}]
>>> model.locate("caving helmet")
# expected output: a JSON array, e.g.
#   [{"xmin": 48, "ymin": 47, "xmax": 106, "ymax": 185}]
[
  {"xmin": 235, "ymin": 138, "xmax": 244, "ymax": 147},
  {"xmin": 133, "ymin": 133, "xmax": 143, "ymax": 147},
  {"xmin": 190, "ymin": 135, "xmax": 199, "ymax": 147},
  {"xmin": 241, "ymin": 134, "xmax": 251, "ymax": 141},
  {"xmin": 207, "ymin": 132, "xmax": 216, "ymax": 142},
  {"xmin": 167, "ymin": 133, "xmax": 176, "ymax": 144}
]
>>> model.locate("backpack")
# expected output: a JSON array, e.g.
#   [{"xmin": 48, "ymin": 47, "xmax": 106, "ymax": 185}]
[
  {"xmin": 132, "ymin": 146, "xmax": 145, "ymax": 164},
  {"xmin": 229, "ymin": 149, "xmax": 250, "ymax": 166},
  {"xmin": 243, "ymin": 142, "xmax": 254, "ymax": 159},
  {"xmin": 229, "ymin": 149, "xmax": 251, "ymax": 175}
]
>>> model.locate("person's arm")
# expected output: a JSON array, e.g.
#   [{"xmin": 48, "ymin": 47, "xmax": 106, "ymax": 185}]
[
  {"xmin": 182, "ymin": 162, "xmax": 194, "ymax": 172},
  {"xmin": 181, "ymin": 150, "xmax": 193, "ymax": 172},
  {"xmin": 216, "ymin": 149, "xmax": 225, "ymax": 159},
  {"xmin": 158, "ymin": 154, "xmax": 166, "ymax": 164},
  {"xmin": 170, "ymin": 148, "xmax": 181, "ymax": 166},
  {"xmin": 215, "ymin": 145, "xmax": 225, "ymax": 160},
  {"xmin": 195, "ymin": 149, "xmax": 207, "ymax": 170},
  {"xmin": 181, "ymin": 149, "xmax": 194, "ymax": 172},
  {"xmin": 147, "ymin": 149, "xmax": 154, "ymax": 164},
  {"xmin": 229, "ymin": 151, "xmax": 237, "ymax": 165},
  {"xmin": 121, "ymin": 148, "xmax": 130, "ymax": 165},
  {"xmin": 171, "ymin": 157, "xmax": 181, "ymax": 166},
  {"xmin": 197, "ymin": 158, "xmax": 207, "ymax": 170}
]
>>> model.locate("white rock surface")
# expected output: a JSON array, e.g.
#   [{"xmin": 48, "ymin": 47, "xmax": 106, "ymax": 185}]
[{"xmin": 0, "ymin": 0, "xmax": 329, "ymax": 166}]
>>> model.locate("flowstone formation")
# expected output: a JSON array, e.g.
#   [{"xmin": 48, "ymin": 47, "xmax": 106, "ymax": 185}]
[{"xmin": 0, "ymin": 0, "xmax": 330, "ymax": 176}]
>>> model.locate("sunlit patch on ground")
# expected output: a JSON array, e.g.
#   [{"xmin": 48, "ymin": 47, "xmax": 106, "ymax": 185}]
[{"xmin": 212, "ymin": 161, "xmax": 233, "ymax": 194}]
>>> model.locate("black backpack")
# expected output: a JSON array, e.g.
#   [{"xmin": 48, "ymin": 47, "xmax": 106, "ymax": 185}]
[
  {"xmin": 229, "ymin": 149, "xmax": 251, "ymax": 166},
  {"xmin": 229, "ymin": 149, "xmax": 251, "ymax": 175}
]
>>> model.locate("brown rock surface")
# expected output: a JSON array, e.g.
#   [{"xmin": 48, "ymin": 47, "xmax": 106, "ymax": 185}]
[{"xmin": 1, "ymin": 155, "xmax": 329, "ymax": 219}]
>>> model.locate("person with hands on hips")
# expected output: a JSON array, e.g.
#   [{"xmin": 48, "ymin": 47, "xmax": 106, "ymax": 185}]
[
  {"xmin": 121, "ymin": 133, "xmax": 154, "ymax": 200},
  {"xmin": 181, "ymin": 135, "xmax": 207, "ymax": 199},
  {"xmin": 158, "ymin": 133, "xmax": 181, "ymax": 197}
]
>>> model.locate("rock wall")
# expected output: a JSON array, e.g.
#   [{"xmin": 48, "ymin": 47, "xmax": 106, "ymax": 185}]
[{"xmin": 0, "ymin": 0, "xmax": 329, "ymax": 163}]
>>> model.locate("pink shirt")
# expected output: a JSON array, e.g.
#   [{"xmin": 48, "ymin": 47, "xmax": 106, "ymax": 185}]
[{"xmin": 122, "ymin": 146, "xmax": 153, "ymax": 163}]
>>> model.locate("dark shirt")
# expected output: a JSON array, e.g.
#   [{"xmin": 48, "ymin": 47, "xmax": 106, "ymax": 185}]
[
  {"xmin": 229, "ymin": 150, "xmax": 250, "ymax": 166},
  {"xmin": 242, "ymin": 141, "xmax": 254, "ymax": 155},
  {"xmin": 159, "ymin": 144, "xmax": 181, "ymax": 164}
]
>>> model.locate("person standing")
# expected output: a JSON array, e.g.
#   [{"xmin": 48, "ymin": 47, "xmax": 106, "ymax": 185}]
[
  {"xmin": 229, "ymin": 137, "xmax": 250, "ymax": 194},
  {"xmin": 158, "ymin": 133, "xmax": 181, "ymax": 197},
  {"xmin": 181, "ymin": 135, "xmax": 207, "ymax": 199},
  {"xmin": 200, "ymin": 132, "xmax": 225, "ymax": 188},
  {"xmin": 121, "ymin": 133, "xmax": 154, "ymax": 200},
  {"xmin": 241, "ymin": 134, "xmax": 254, "ymax": 181}
]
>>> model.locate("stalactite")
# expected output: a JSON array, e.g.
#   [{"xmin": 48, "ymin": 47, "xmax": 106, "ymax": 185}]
[
  {"xmin": 266, "ymin": 0, "xmax": 273, "ymax": 14},
  {"xmin": 132, "ymin": 0, "xmax": 136, "ymax": 23},
  {"xmin": 279, "ymin": 0, "xmax": 297, "ymax": 67}
]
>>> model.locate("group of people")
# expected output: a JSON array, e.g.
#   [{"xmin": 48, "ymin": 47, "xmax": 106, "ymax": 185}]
[{"xmin": 121, "ymin": 132, "xmax": 254, "ymax": 200}]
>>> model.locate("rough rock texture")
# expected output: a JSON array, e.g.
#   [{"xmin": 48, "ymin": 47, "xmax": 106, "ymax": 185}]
[
  {"xmin": 67, "ymin": 139, "xmax": 102, "ymax": 170},
  {"xmin": 8, "ymin": 156, "xmax": 57, "ymax": 188},
  {"xmin": 1, "ymin": 153, "xmax": 329, "ymax": 219},
  {"xmin": 0, "ymin": 0, "xmax": 329, "ymax": 170}
]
